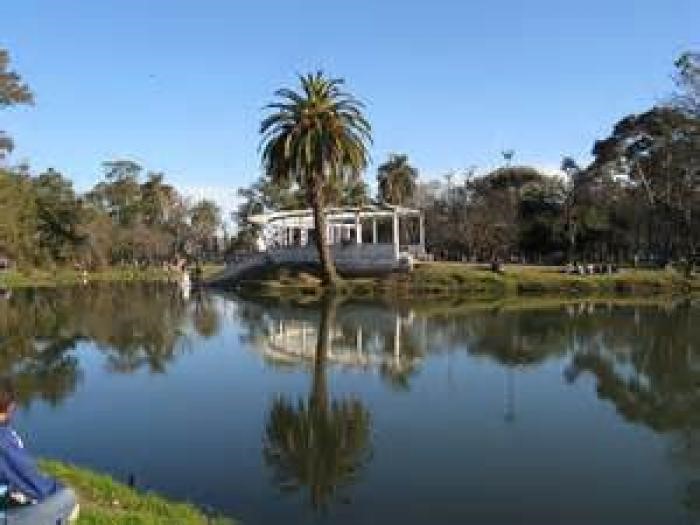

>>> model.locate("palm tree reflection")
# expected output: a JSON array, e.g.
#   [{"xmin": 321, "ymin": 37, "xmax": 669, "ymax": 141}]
[{"xmin": 263, "ymin": 295, "xmax": 372, "ymax": 511}]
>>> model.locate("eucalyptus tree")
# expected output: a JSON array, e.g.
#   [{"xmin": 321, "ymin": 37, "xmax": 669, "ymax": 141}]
[
  {"xmin": 674, "ymin": 51, "xmax": 700, "ymax": 116},
  {"xmin": 0, "ymin": 49, "xmax": 33, "ymax": 159},
  {"xmin": 190, "ymin": 199, "xmax": 221, "ymax": 257},
  {"xmin": 88, "ymin": 160, "xmax": 143, "ymax": 226},
  {"xmin": 591, "ymin": 107, "xmax": 700, "ymax": 271},
  {"xmin": 260, "ymin": 72, "xmax": 372, "ymax": 285},
  {"xmin": 377, "ymin": 153, "xmax": 418, "ymax": 205},
  {"xmin": 33, "ymin": 168, "xmax": 83, "ymax": 261},
  {"xmin": 140, "ymin": 172, "xmax": 177, "ymax": 226},
  {"xmin": 561, "ymin": 157, "xmax": 582, "ymax": 261},
  {"xmin": 0, "ymin": 168, "xmax": 39, "ymax": 263}
]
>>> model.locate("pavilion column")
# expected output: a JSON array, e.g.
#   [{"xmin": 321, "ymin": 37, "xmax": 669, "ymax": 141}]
[
  {"xmin": 355, "ymin": 213, "xmax": 362, "ymax": 244},
  {"xmin": 372, "ymin": 219, "xmax": 378, "ymax": 244},
  {"xmin": 392, "ymin": 212, "xmax": 400, "ymax": 258}
]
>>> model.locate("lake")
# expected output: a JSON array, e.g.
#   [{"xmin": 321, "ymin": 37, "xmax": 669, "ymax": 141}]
[{"xmin": 0, "ymin": 284, "xmax": 699, "ymax": 524}]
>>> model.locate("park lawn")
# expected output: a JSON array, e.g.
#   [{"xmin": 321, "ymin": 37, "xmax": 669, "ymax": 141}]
[{"xmin": 40, "ymin": 460, "xmax": 234, "ymax": 525}]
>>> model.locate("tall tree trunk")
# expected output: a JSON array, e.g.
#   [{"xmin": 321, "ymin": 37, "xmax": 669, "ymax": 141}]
[
  {"xmin": 685, "ymin": 208, "xmax": 694, "ymax": 277},
  {"xmin": 309, "ymin": 178, "xmax": 339, "ymax": 286}
]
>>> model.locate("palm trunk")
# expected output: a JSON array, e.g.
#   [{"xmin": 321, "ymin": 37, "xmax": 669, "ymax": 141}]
[{"xmin": 309, "ymin": 178, "xmax": 339, "ymax": 286}]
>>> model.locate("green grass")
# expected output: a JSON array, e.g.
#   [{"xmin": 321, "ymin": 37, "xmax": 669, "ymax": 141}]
[
  {"xmin": 231, "ymin": 262, "xmax": 700, "ymax": 299},
  {"xmin": 39, "ymin": 460, "xmax": 235, "ymax": 525},
  {"xmin": 0, "ymin": 265, "xmax": 225, "ymax": 288}
]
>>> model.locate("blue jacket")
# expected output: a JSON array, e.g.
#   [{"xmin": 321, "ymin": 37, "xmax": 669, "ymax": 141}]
[{"xmin": 0, "ymin": 424, "xmax": 60, "ymax": 502}]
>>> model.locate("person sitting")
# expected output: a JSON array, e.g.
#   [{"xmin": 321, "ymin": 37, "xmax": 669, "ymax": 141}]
[{"xmin": 0, "ymin": 379, "xmax": 79, "ymax": 524}]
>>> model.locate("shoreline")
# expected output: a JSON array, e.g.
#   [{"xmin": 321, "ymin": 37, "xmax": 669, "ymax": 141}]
[
  {"xmin": 0, "ymin": 265, "xmax": 225, "ymax": 289},
  {"xmin": 225, "ymin": 262, "xmax": 700, "ymax": 299},
  {"xmin": 2, "ymin": 263, "xmax": 698, "ymax": 300},
  {"xmin": 40, "ymin": 460, "xmax": 234, "ymax": 524}
]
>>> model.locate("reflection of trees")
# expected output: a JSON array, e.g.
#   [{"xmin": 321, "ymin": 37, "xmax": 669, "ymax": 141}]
[
  {"xmin": 461, "ymin": 309, "xmax": 570, "ymax": 365},
  {"xmin": 239, "ymin": 296, "xmax": 700, "ymax": 515},
  {"xmin": 0, "ymin": 283, "xmax": 195, "ymax": 405},
  {"xmin": 0, "ymin": 292, "xmax": 84, "ymax": 407},
  {"xmin": 0, "ymin": 336, "xmax": 81, "ymax": 408},
  {"xmin": 191, "ymin": 291, "xmax": 220, "ymax": 338},
  {"xmin": 565, "ymin": 304, "xmax": 700, "ymax": 432},
  {"xmin": 562, "ymin": 302, "xmax": 700, "ymax": 519},
  {"xmin": 263, "ymin": 295, "xmax": 372, "ymax": 511}
]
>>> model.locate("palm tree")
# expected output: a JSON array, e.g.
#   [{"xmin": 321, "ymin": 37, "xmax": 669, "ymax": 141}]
[
  {"xmin": 260, "ymin": 72, "xmax": 372, "ymax": 285},
  {"xmin": 377, "ymin": 153, "xmax": 418, "ymax": 205}
]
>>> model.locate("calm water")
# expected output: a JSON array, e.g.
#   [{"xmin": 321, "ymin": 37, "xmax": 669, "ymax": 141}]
[{"xmin": 0, "ymin": 284, "xmax": 699, "ymax": 524}]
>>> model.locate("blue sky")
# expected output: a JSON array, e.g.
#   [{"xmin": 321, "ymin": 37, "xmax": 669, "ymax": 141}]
[{"xmin": 1, "ymin": 0, "xmax": 698, "ymax": 212}]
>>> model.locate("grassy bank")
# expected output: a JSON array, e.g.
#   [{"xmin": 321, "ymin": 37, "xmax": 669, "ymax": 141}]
[
  {"xmin": 0, "ymin": 265, "xmax": 225, "ymax": 288},
  {"xmin": 40, "ymin": 460, "xmax": 234, "ymax": 525},
  {"xmin": 231, "ymin": 262, "xmax": 700, "ymax": 298}
]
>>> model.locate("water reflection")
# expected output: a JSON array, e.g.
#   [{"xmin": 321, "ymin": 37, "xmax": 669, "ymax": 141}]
[
  {"xmin": 192, "ymin": 292, "xmax": 220, "ymax": 339},
  {"xmin": 0, "ymin": 283, "xmax": 194, "ymax": 404},
  {"xmin": 262, "ymin": 296, "xmax": 372, "ymax": 511},
  {"xmin": 237, "ymin": 296, "xmax": 700, "ymax": 517},
  {"xmin": 1, "ymin": 287, "xmax": 700, "ymax": 522},
  {"xmin": 236, "ymin": 298, "xmax": 423, "ymax": 390},
  {"xmin": 564, "ymin": 302, "xmax": 700, "ymax": 432}
]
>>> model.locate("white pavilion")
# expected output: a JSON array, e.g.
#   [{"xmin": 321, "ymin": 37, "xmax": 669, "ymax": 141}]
[{"xmin": 247, "ymin": 203, "xmax": 426, "ymax": 273}]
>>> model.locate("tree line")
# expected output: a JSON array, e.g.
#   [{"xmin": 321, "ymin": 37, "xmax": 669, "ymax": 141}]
[
  {"xmin": 420, "ymin": 75, "xmax": 700, "ymax": 269},
  {"xmin": 4, "ymin": 44, "xmax": 699, "ymax": 275},
  {"xmin": 0, "ymin": 160, "xmax": 223, "ymax": 268},
  {"xmin": 1, "ymin": 49, "xmax": 223, "ymax": 269}
]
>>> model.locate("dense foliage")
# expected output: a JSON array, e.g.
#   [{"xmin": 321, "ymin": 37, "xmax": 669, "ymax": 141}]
[
  {"xmin": 422, "ymin": 103, "xmax": 700, "ymax": 267},
  {"xmin": 0, "ymin": 162, "xmax": 222, "ymax": 268}
]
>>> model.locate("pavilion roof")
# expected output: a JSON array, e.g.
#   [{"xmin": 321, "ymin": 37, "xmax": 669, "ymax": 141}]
[{"xmin": 247, "ymin": 203, "xmax": 421, "ymax": 225}]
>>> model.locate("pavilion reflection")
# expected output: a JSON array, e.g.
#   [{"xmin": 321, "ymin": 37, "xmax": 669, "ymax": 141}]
[{"xmin": 242, "ymin": 299, "xmax": 424, "ymax": 380}]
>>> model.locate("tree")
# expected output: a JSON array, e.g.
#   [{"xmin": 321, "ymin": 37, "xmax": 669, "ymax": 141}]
[
  {"xmin": 377, "ymin": 153, "xmax": 418, "ymax": 205},
  {"xmin": 260, "ymin": 71, "xmax": 372, "ymax": 285},
  {"xmin": 140, "ymin": 172, "xmax": 177, "ymax": 227},
  {"xmin": 674, "ymin": 51, "xmax": 700, "ymax": 116},
  {"xmin": 33, "ymin": 168, "xmax": 83, "ymax": 262},
  {"xmin": 502, "ymin": 149, "xmax": 515, "ymax": 167},
  {"xmin": 190, "ymin": 199, "xmax": 221, "ymax": 258},
  {"xmin": 0, "ymin": 168, "xmax": 38, "ymax": 263},
  {"xmin": 561, "ymin": 157, "xmax": 582, "ymax": 261},
  {"xmin": 87, "ymin": 160, "xmax": 143, "ymax": 226},
  {"xmin": 591, "ymin": 107, "xmax": 700, "ymax": 272},
  {"xmin": 0, "ymin": 49, "xmax": 33, "ymax": 159}
]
